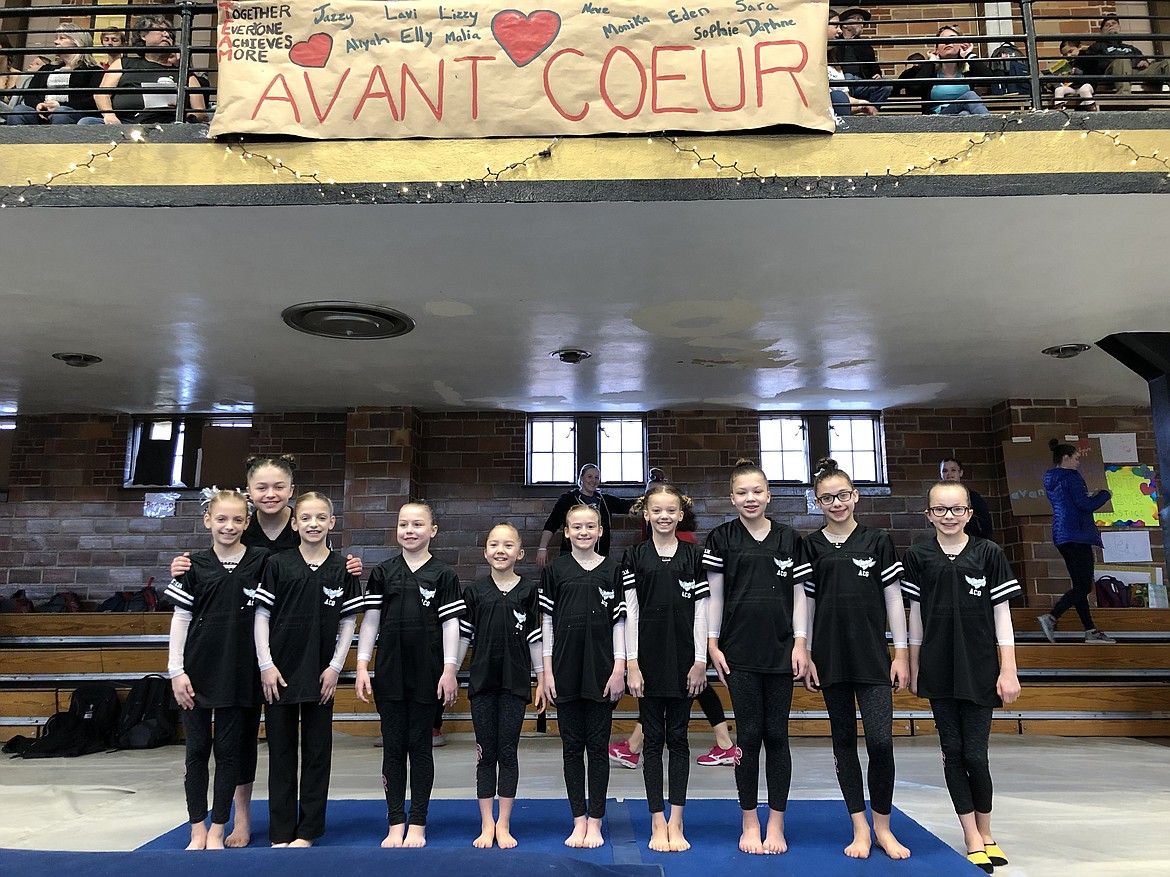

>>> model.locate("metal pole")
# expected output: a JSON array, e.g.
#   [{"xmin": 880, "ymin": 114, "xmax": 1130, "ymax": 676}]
[
  {"xmin": 175, "ymin": 0, "xmax": 196, "ymax": 123},
  {"xmin": 1019, "ymin": 0, "xmax": 1043, "ymax": 110}
]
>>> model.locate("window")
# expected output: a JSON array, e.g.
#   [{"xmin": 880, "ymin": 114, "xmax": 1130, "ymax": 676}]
[
  {"xmin": 126, "ymin": 416, "xmax": 252, "ymax": 487},
  {"xmin": 759, "ymin": 413, "xmax": 884, "ymax": 484},
  {"xmin": 527, "ymin": 415, "xmax": 646, "ymax": 485}
]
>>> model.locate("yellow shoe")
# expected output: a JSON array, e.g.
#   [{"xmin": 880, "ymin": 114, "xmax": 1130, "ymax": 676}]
[
  {"xmin": 966, "ymin": 849, "xmax": 994, "ymax": 873},
  {"xmin": 984, "ymin": 842, "xmax": 1008, "ymax": 866}
]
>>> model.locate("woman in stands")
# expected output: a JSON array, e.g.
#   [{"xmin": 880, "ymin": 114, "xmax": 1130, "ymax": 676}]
[
  {"xmin": 4, "ymin": 23, "xmax": 102, "ymax": 125},
  {"xmin": 901, "ymin": 25, "xmax": 993, "ymax": 114}
]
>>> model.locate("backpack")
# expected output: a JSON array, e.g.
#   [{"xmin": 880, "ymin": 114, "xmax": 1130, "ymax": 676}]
[
  {"xmin": 99, "ymin": 583, "xmax": 159, "ymax": 612},
  {"xmin": 116, "ymin": 674, "xmax": 178, "ymax": 749},
  {"xmin": 988, "ymin": 42, "xmax": 1030, "ymax": 95},
  {"xmin": 20, "ymin": 683, "xmax": 121, "ymax": 758},
  {"xmin": 37, "ymin": 591, "xmax": 82, "ymax": 613},
  {"xmin": 1095, "ymin": 575, "xmax": 1130, "ymax": 609},
  {"xmin": 0, "ymin": 590, "xmax": 36, "ymax": 613}
]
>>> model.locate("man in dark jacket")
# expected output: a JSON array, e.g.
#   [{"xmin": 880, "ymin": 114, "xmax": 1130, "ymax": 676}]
[
  {"xmin": 837, "ymin": 7, "xmax": 882, "ymax": 80},
  {"xmin": 1077, "ymin": 14, "xmax": 1170, "ymax": 95}
]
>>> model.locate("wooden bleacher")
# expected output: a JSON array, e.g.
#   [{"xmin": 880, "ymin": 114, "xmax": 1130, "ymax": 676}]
[{"xmin": 2, "ymin": 609, "xmax": 1167, "ymax": 743}]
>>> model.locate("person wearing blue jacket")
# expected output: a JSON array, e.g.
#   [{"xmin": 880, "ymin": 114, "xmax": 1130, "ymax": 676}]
[{"xmin": 1037, "ymin": 440, "xmax": 1115, "ymax": 644}]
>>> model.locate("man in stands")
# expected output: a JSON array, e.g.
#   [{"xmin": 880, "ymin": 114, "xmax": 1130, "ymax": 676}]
[
  {"xmin": 1077, "ymin": 13, "xmax": 1170, "ymax": 95},
  {"xmin": 836, "ymin": 7, "xmax": 883, "ymax": 81}
]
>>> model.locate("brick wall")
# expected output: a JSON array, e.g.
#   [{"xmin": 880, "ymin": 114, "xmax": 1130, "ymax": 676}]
[{"xmin": 0, "ymin": 404, "xmax": 1161, "ymax": 609}]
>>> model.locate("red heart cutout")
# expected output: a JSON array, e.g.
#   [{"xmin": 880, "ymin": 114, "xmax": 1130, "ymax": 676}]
[
  {"xmin": 289, "ymin": 33, "xmax": 332, "ymax": 69},
  {"xmin": 1140, "ymin": 482, "xmax": 1155, "ymax": 495},
  {"xmin": 491, "ymin": 10, "xmax": 561, "ymax": 67}
]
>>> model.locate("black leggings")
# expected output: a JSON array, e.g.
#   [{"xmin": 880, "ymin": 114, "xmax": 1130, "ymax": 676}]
[
  {"xmin": 557, "ymin": 698, "xmax": 613, "ymax": 819},
  {"xmin": 264, "ymin": 700, "xmax": 334, "ymax": 843},
  {"xmin": 821, "ymin": 682, "xmax": 895, "ymax": 815},
  {"xmin": 470, "ymin": 690, "xmax": 527, "ymax": 799},
  {"xmin": 640, "ymin": 695, "xmax": 693, "ymax": 812},
  {"xmin": 182, "ymin": 705, "xmax": 243, "ymax": 825},
  {"xmin": 724, "ymin": 670, "xmax": 793, "ymax": 812},
  {"xmin": 696, "ymin": 683, "xmax": 727, "ymax": 726},
  {"xmin": 238, "ymin": 705, "xmax": 261, "ymax": 786},
  {"xmin": 1054, "ymin": 542, "xmax": 1097, "ymax": 630},
  {"xmin": 377, "ymin": 699, "xmax": 437, "ymax": 826},
  {"xmin": 930, "ymin": 697, "xmax": 993, "ymax": 815}
]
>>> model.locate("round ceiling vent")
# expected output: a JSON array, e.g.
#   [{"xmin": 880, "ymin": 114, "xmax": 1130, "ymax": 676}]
[
  {"xmin": 52, "ymin": 352, "xmax": 103, "ymax": 368},
  {"xmin": 282, "ymin": 302, "xmax": 416, "ymax": 340},
  {"xmin": 1041, "ymin": 344, "xmax": 1092, "ymax": 359}
]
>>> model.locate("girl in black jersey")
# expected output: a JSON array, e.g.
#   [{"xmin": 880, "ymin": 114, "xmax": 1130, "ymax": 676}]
[
  {"xmin": 540, "ymin": 504, "xmax": 627, "ymax": 849},
  {"xmin": 903, "ymin": 482, "xmax": 1021, "ymax": 875},
  {"xmin": 456, "ymin": 523, "xmax": 546, "ymax": 849},
  {"xmin": 803, "ymin": 458, "xmax": 910, "ymax": 861},
  {"xmin": 355, "ymin": 501, "xmax": 465, "ymax": 849},
  {"xmin": 165, "ymin": 489, "xmax": 267, "ymax": 851},
  {"xmin": 704, "ymin": 459, "xmax": 812, "ymax": 855},
  {"xmin": 169, "ymin": 454, "xmax": 362, "ymax": 847},
  {"xmin": 622, "ymin": 483, "xmax": 710, "ymax": 853},
  {"xmin": 254, "ymin": 493, "xmax": 363, "ymax": 848}
]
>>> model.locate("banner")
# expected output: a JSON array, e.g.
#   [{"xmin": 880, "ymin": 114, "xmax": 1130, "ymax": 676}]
[
  {"xmin": 1095, "ymin": 465, "xmax": 1159, "ymax": 528},
  {"xmin": 210, "ymin": 0, "xmax": 833, "ymax": 138}
]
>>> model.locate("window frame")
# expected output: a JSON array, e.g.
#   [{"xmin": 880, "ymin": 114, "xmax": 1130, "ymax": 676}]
[
  {"xmin": 124, "ymin": 415, "xmax": 252, "ymax": 488},
  {"xmin": 526, "ymin": 414, "xmax": 647, "ymax": 487},
  {"xmin": 759, "ymin": 412, "xmax": 886, "ymax": 486}
]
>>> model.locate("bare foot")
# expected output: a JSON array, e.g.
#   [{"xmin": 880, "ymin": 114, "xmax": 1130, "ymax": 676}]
[
  {"xmin": 739, "ymin": 810, "xmax": 764, "ymax": 854},
  {"xmin": 649, "ymin": 813, "xmax": 671, "ymax": 852},
  {"xmin": 288, "ymin": 839, "xmax": 313, "ymax": 848},
  {"xmin": 224, "ymin": 822, "xmax": 250, "ymax": 848},
  {"xmin": 762, "ymin": 810, "xmax": 787, "ymax": 854},
  {"xmin": 473, "ymin": 819, "xmax": 496, "ymax": 849},
  {"xmin": 874, "ymin": 828, "xmax": 911, "ymax": 860},
  {"xmin": 205, "ymin": 823, "xmax": 226, "ymax": 851},
  {"xmin": 844, "ymin": 829, "xmax": 871, "ymax": 858},
  {"xmin": 403, "ymin": 825, "xmax": 427, "ymax": 848},
  {"xmin": 667, "ymin": 821, "xmax": 690, "ymax": 852},
  {"xmin": 381, "ymin": 824, "xmax": 406, "ymax": 848},
  {"xmin": 495, "ymin": 823, "xmax": 518, "ymax": 849},
  {"xmin": 225, "ymin": 786, "xmax": 252, "ymax": 848},
  {"xmin": 564, "ymin": 816, "xmax": 588, "ymax": 848},
  {"xmin": 186, "ymin": 823, "xmax": 208, "ymax": 851},
  {"xmin": 582, "ymin": 817, "xmax": 605, "ymax": 848}
]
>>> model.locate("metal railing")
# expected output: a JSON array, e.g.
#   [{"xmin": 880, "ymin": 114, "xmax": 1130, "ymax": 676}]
[{"xmin": 1, "ymin": 1, "xmax": 1168, "ymax": 126}]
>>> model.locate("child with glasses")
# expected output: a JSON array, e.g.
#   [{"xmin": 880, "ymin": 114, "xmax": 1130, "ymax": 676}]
[
  {"xmin": 901, "ymin": 481, "xmax": 1021, "ymax": 875},
  {"xmin": 803, "ymin": 458, "xmax": 910, "ymax": 861}
]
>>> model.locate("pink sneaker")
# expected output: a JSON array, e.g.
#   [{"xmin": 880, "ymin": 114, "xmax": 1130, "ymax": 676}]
[
  {"xmin": 608, "ymin": 740, "xmax": 640, "ymax": 769},
  {"xmin": 696, "ymin": 744, "xmax": 740, "ymax": 766}
]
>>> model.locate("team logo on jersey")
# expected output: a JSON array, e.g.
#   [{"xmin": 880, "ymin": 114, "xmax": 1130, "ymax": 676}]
[
  {"xmin": 513, "ymin": 609, "xmax": 526, "ymax": 632},
  {"xmin": 323, "ymin": 585, "xmax": 343, "ymax": 606},
  {"xmin": 774, "ymin": 558, "xmax": 794, "ymax": 578},
  {"xmin": 598, "ymin": 587, "xmax": 614, "ymax": 605},
  {"xmin": 242, "ymin": 586, "xmax": 257, "ymax": 607},
  {"xmin": 965, "ymin": 575, "xmax": 986, "ymax": 597},
  {"xmin": 853, "ymin": 557, "xmax": 876, "ymax": 577},
  {"xmin": 679, "ymin": 579, "xmax": 697, "ymax": 599},
  {"xmin": 419, "ymin": 586, "xmax": 436, "ymax": 607}
]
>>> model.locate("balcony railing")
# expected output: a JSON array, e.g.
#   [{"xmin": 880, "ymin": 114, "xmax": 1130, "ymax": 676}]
[{"xmin": 1, "ymin": 1, "xmax": 1168, "ymax": 127}]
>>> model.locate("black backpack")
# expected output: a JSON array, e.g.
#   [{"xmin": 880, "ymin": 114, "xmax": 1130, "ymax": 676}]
[
  {"xmin": 38, "ymin": 592, "xmax": 82, "ymax": 613},
  {"xmin": 99, "ymin": 583, "xmax": 159, "ymax": 612},
  {"xmin": 988, "ymin": 42, "xmax": 1030, "ymax": 95},
  {"xmin": 20, "ymin": 683, "xmax": 121, "ymax": 758},
  {"xmin": 116, "ymin": 674, "xmax": 178, "ymax": 749}
]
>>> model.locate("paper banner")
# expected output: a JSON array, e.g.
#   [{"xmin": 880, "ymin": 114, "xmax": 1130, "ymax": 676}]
[
  {"xmin": 210, "ymin": 0, "xmax": 835, "ymax": 138},
  {"xmin": 1095, "ymin": 464, "xmax": 1159, "ymax": 528}
]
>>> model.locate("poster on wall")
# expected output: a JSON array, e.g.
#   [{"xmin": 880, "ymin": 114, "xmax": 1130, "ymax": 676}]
[
  {"xmin": 209, "ymin": 0, "xmax": 835, "ymax": 139},
  {"xmin": 1002, "ymin": 434, "xmax": 1108, "ymax": 517},
  {"xmin": 1094, "ymin": 465, "xmax": 1158, "ymax": 528}
]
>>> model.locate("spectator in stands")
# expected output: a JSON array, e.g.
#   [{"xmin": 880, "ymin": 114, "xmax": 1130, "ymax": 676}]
[
  {"xmin": 0, "ymin": 34, "xmax": 19, "ymax": 108},
  {"xmin": 900, "ymin": 26, "xmax": 992, "ymax": 114},
  {"xmin": 1078, "ymin": 14, "xmax": 1170, "ymax": 96},
  {"xmin": 4, "ymin": 23, "xmax": 103, "ymax": 125},
  {"xmin": 828, "ymin": 11, "xmax": 880, "ymax": 116},
  {"xmin": 1052, "ymin": 41, "xmax": 1097, "ymax": 110},
  {"xmin": 100, "ymin": 27, "xmax": 127, "ymax": 69},
  {"xmin": 89, "ymin": 15, "xmax": 207, "ymax": 125},
  {"xmin": 940, "ymin": 458, "xmax": 994, "ymax": 540},
  {"xmin": 837, "ymin": 7, "xmax": 882, "ymax": 81}
]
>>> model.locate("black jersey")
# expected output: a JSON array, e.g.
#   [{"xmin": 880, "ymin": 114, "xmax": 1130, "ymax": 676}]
[
  {"xmin": 805, "ymin": 524, "xmax": 903, "ymax": 687},
  {"xmin": 902, "ymin": 538, "xmax": 1021, "ymax": 707},
  {"xmin": 243, "ymin": 513, "xmax": 299, "ymax": 552},
  {"xmin": 255, "ymin": 550, "xmax": 363, "ymax": 704},
  {"xmin": 164, "ymin": 546, "xmax": 268, "ymax": 708},
  {"xmin": 621, "ymin": 540, "xmax": 710, "ymax": 698},
  {"xmin": 461, "ymin": 576, "xmax": 541, "ymax": 702},
  {"xmin": 365, "ymin": 555, "xmax": 465, "ymax": 704},
  {"xmin": 539, "ymin": 554, "xmax": 626, "ymax": 703},
  {"xmin": 703, "ymin": 519, "xmax": 811, "ymax": 674}
]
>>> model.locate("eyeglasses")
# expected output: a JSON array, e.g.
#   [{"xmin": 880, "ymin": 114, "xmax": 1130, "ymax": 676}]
[
  {"xmin": 816, "ymin": 490, "xmax": 855, "ymax": 506},
  {"xmin": 927, "ymin": 506, "xmax": 971, "ymax": 517}
]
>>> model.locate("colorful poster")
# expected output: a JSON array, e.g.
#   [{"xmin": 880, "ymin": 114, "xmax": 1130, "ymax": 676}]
[
  {"xmin": 1095, "ymin": 465, "xmax": 1159, "ymax": 528},
  {"xmin": 210, "ymin": 0, "xmax": 834, "ymax": 139}
]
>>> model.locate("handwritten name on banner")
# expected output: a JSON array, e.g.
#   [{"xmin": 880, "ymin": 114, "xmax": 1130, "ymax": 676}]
[{"xmin": 209, "ymin": 0, "xmax": 833, "ymax": 139}]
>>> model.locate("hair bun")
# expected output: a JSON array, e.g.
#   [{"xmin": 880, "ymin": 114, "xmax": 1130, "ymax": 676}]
[
  {"xmin": 814, "ymin": 457, "xmax": 838, "ymax": 474},
  {"xmin": 733, "ymin": 457, "xmax": 756, "ymax": 469},
  {"xmin": 1048, "ymin": 438, "xmax": 1060, "ymax": 451}
]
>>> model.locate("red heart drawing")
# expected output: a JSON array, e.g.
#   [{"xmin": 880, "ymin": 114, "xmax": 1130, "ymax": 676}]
[
  {"xmin": 289, "ymin": 33, "xmax": 332, "ymax": 69},
  {"xmin": 1140, "ymin": 482, "xmax": 1155, "ymax": 495},
  {"xmin": 491, "ymin": 10, "xmax": 561, "ymax": 67}
]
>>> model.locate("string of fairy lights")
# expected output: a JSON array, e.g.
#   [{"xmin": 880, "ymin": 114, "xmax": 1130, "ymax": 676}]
[{"xmin": 2, "ymin": 110, "xmax": 1167, "ymax": 208}]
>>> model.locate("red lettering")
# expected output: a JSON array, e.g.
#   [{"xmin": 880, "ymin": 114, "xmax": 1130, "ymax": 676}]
[
  {"xmin": 754, "ymin": 40, "xmax": 808, "ymax": 108},
  {"xmin": 400, "ymin": 60, "xmax": 443, "ymax": 121},
  {"xmin": 701, "ymin": 47, "xmax": 746, "ymax": 112},
  {"xmin": 303, "ymin": 69, "xmax": 350, "ymax": 123},
  {"xmin": 251, "ymin": 73, "xmax": 300, "ymax": 122},
  {"xmin": 543, "ymin": 47, "xmax": 588, "ymax": 122},
  {"xmin": 454, "ymin": 55, "xmax": 494, "ymax": 121},
  {"xmin": 600, "ymin": 46, "xmax": 646, "ymax": 121},
  {"xmin": 651, "ymin": 46, "xmax": 697, "ymax": 114},
  {"xmin": 353, "ymin": 66, "xmax": 401, "ymax": 121},
  {"xmin": 217, "ymin": 2, "xmax": 233, "ymax": 63}
]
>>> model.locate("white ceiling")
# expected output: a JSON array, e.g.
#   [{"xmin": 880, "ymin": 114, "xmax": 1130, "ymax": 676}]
[{"xmin": 0, "ymin": 194, "xmax": 1162, "ymax": 415}]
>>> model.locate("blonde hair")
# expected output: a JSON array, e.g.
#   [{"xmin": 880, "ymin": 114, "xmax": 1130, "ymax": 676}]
[
  {"xmin": 486, "ymin": 522, "xmax": 521, "ymax": 543},
  {"xmin": 565, "ymin": 503, "xmax": 601, "ymax": 525},
  {"xmin": 203, "ymin": 488, "xmax": 250, "ymax": 515},
  {"xmin": 294, "ymin": 491, "xmax": 333, "ymax": 516},
  {"xmin": 730, "ymin": 457, "xmax": 766, "ymax": 487},
  {"xmin": 631, "ymin": 482, "xmax": 693, "ymax": 516},
  {"xmin": 54, "ymin": 23, "xmax": 97, "ymax": 69}
]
